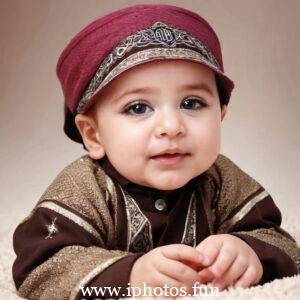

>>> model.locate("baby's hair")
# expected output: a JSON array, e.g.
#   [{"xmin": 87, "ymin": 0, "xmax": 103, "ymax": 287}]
[{"xmin": 216, "ymin": 76, "xmax": 226, "ymax": 106}]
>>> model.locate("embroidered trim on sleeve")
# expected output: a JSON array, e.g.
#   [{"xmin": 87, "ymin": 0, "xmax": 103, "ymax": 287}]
[
  {"xmin": 219, "ymin": 190, "xmax": 269, "ymax": 232},
  {"xmin": 37, "ymin": 201, "xmax": 101, "ymax": 242},
  {"xmin": 234, "ymin": 228, "xmax": 300, "ymax": 273}
]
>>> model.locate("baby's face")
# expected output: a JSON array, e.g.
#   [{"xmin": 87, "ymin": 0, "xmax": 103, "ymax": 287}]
[{"xmin": 89, "ymin": 60, "xmax": 224, "ymax": 190}]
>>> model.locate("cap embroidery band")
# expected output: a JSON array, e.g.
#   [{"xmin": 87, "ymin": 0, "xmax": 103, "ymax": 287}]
[{"xmin": 77, "ymin": 21, "xmax": 220, "ymax": 113}]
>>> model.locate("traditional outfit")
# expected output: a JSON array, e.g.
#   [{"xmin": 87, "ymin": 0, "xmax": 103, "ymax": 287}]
[
  {"xmin": 13, "ymin": 154, "xmax": 300, "ymax": 299},
  {"xmin": 12, "ymin": 4, "xmax": 300, "ymax": 299}
]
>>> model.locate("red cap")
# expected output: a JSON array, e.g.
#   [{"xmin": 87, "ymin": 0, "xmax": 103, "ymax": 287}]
[{"xmin": 57, "ymin": 4, "xmax": 234, "ymax": 143}]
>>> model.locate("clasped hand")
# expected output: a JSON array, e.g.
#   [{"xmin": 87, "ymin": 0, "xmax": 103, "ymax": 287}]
[{"xmin": 130, "ymin": 234, "xmax": 263, "ymax": 293}]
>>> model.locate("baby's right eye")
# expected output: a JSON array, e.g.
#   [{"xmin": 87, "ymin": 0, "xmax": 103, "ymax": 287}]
[{"xmin": 124, "ymin": 102, "xmax": 153, "ymax": 115}]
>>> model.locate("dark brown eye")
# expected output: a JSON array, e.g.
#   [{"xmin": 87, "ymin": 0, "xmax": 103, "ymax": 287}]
[
  {"xmin": 181, "ymin": 98, "xmax": 205, "ymax": 110},
  {"xmin": 124, "ymin": 102, "xmax": 153, "ymax": 115}
]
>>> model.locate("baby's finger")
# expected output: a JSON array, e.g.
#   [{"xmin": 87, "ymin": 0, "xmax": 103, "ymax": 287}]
[
  {"xmin": 181, "ymin": 259, "xmax": 205, "ymax": 272},
  {"xmin": 213, "ymin": 255, "xmax": 248, "ymax": 290},
  {"xmin": 198, "ymin": 268, "xmax": 215, "ymax": 283},
  {"xmin": 234, "ymin": 265, "xmax": 262, "ymax": 288},
  {"xmin": 142, "ymin": 269, "xmax": 188, "ymax": 298},
  {"xmin": 196, "ymin": 238, "xmax": 223, "ymax": 266},
  {"xmin": 160, "ymin": 244, "xmax": 204, "ymax": 265},
  {"xmin": 209, "ymin": 246, "xmax": 238, "ymax": 278},
  {"xmin": 153, "ymin": 256, "xmax": 200, "ymax": 288},
  {"xmin": 149, "ymin": 269, "xmax": 182, "ymax": 288}
]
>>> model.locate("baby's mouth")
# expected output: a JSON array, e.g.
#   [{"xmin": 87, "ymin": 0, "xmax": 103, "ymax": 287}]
[
  {"xmin": 150, "ymin": 153, "xmax": 190, "ymax": 165},
  {"xmin": 151, "ymin": 153, "xmax": 188, "ymax": 158}
]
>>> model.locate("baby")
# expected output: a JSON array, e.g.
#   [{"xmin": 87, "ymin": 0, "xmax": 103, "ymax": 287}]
[{"xmin": 12, "ymin": 4, "xmax": 300, "ymax": 300}]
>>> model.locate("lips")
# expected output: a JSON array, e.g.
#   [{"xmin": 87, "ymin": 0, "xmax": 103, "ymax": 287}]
[
  {"xmin": 152, "ymin": 153, "xmax": 186, "ymax": 159},
  {"xmin": 150, "ymin": 152, "xmax": 190, "ymax": 165},
  {"xmin": 151, "ymin": 148, "xmax": 188, "ymax": 157}
]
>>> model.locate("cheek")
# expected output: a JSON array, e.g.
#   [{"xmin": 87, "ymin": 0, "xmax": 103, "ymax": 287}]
[
  {"xmin": 190, "ymin": 114, "xmax": 221, "ymax": 144},
  {"xmin": 100, "ymin": 117, "xmax": 149, "ymax": 154},
  {"xmin": 188, "ymin": 114, "xmax": 222, "ymax": 165}
]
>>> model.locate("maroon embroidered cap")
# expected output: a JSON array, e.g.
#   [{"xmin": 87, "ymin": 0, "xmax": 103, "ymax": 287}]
[{"xmin": 57, "ymin": 4, "xmax": 234, "ymax": 143}]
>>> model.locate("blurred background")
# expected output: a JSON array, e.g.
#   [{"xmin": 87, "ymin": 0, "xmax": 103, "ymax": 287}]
[{"xmin": 1, "ymin": 0, "xmax": 299, "ymax": 233}]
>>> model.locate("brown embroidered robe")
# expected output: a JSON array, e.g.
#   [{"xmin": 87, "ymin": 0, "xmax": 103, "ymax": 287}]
[{"xmin": 12, "ymin": 154, "xmax": 300, "ymax": 299}]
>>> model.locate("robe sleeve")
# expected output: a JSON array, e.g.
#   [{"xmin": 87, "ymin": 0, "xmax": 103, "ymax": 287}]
[
  {"xmin": 12, "ymin": 156, "xmax": 141, "ymax": 300},
  {"xmin": 211, "ymin": 155, "xmax": 300, "ymax": 283}
]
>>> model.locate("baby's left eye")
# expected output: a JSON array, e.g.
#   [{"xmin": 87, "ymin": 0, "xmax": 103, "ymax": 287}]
[
  {"xmin": 180, "ymin": 98, "xmax": 205, "ymax": 110},
  {"xmin": 124, "ymin": 102, "xmax": 153, "ymax": 115}
]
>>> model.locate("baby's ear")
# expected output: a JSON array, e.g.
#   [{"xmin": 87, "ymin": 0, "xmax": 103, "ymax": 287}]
[
  {"xmin": 221, "ymin": 105, "xmax": 227, "ymax": 121},
  {"xmin": 74, "ymin": 114, "xmax": 105, "ymax": 159}
]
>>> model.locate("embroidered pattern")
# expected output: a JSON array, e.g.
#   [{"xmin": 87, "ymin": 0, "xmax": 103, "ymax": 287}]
[
  {"xmin": 38, "ymin": 201, "xmax": 101, "ymax": 242},
  {"xmin": 119, "ymin": 183, "xmax": 198, "ymax": 252},
  {"xmin": 234, "ymin": 228, "xmax": 300, "ymax": 274},
  {"xmin": 119, "ymin": 187, "xmax": 153, "ymax": 253},
  {"xmin": 45, "ymin": 217, "xmax": 58, "ymax": 239},
  {"xmin": 181, "ymin": 192, "xmax": 197, "ymax": 246},
  {"xmin": 100, "ymin": 48, "xmax": 216, "ymax": 93},
  {"xmin": 77, "ymin": 21, "xmax": 220, "ymax": 113}
]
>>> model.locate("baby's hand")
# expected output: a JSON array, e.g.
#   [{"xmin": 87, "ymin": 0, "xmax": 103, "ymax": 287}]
[
  {"xmin": 196, "ymin": 234, "xmax": 263, "ymax": 290},
  {"xmin": 129, "ymin": 244, "xmax": 204, "ymax": 294}
]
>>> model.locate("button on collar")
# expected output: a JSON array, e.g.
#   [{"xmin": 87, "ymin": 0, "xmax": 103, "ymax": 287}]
[{"xmin": 155, "ymin": 198, "xmax": 167, "ymax": 212}]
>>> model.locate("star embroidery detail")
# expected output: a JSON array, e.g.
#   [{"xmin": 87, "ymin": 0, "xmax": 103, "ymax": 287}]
[{"xmin": 45, "ymin": 217, "xmax": 59, "ymax": 239}]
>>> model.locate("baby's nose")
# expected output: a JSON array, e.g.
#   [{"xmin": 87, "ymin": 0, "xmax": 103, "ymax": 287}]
[{"xmin": 154, "ymin": 110, "xmax": 186, "ymax": 138}]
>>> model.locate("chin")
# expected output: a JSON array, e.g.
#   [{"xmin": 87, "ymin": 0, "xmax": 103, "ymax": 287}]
[{"xmin": 151, "ymin": 178, "xmax": 189, "ymax": 191}]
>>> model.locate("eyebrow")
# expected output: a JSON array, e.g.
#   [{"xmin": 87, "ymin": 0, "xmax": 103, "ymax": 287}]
[
  {"xmin": 178, "ymin": 83, "xmax": 215, "ymax": 96},
  {"xmin": 115, "ymin": 82, "xmax": 215, "ymax": 101}
]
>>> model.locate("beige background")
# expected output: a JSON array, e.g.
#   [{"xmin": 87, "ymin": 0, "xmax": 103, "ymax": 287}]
[{"xmin": 1, "ymin": 0, "xmax": 299, "ymax": 233}]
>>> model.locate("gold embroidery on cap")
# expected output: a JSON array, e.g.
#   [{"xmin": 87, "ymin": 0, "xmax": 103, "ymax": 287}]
[
  {"xmin": 99, "ymin": 47, "xmax": 219, "ymax": 94},
  {"xmin": 77, "ymin": 21, "xmax": 220, "ymax": 113}
]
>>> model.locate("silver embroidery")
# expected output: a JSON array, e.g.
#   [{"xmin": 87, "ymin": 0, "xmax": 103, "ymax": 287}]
[
  {"xmin": 181, "ymin": 192, "xmax": 197, "ymax": 247},
  {"xmin": 104, "ymin": 174, "xmax": 119, "ymax": 242},
  {"xmin": 45, "ymin": 217, "xmax": 58, "ymax": 239},
  {"xmin": 119, "ymin": 186, "xmax": 153, "ymax": 252},
  {"xmin": 38, "ymin": 201, "xmax": 101, "ymax": 242},
  {"xmin": 99, "ymin": 48, "xmax": 218, "ymax": 95},
  {"xmin": 77, "ymin": 21, "xmax": 220, "ymax": 113},
  {"xmin": 105, "ymin": 174, "xmax": 116, "ymax": 200}
]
